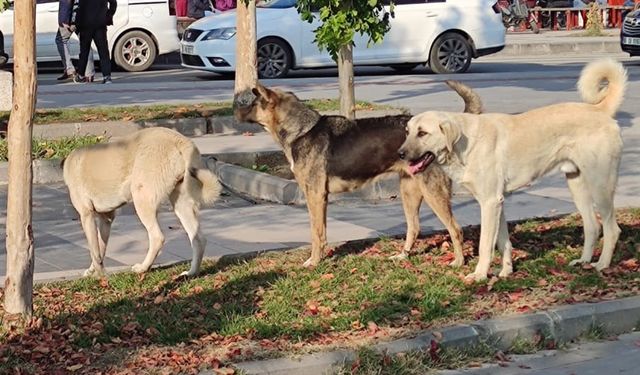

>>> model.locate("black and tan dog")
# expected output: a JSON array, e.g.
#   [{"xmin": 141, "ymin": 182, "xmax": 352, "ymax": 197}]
[{"xmin": 235, "ymin": 82, "xmax": 483, "ymax": 268}]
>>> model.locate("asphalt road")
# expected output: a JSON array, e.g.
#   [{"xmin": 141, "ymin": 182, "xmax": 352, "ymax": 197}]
[{"xmin": 33, "ymin": 54, "xmax": 640, "ymax": 113}]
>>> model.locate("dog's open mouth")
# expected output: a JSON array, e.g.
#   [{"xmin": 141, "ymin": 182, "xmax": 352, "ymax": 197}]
[{"xmin": 408, "ymin": 152, "xmax": 435, "ymax": 175}]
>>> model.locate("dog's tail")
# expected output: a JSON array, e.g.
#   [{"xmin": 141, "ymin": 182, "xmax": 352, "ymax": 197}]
[
  {"xmin": 577, "ymin": 58, "xmax": 627, "ymax": 117},
  {"xmin": 181, "ymin": 142, "xmax": 222, "ymax": 206},
  {"xmin": 445, "ymin": 80, "xmax": 483, "ymax": 114}
]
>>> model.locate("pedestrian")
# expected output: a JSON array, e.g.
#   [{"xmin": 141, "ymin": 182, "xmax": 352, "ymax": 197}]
[
  {"xmin": 56, "ymin": 0, "xmax": 95, "ymax": 82},
  {"xmin": 75, "ymin": 0, "xmax": 117, "ymax": 84},
  {"xmin": 187, "ymin": 0, "xmax": 213, "ymax": 19},
  {"xmin": 176, "ymin": 0, "xmax": 188, "ymax": 16}
]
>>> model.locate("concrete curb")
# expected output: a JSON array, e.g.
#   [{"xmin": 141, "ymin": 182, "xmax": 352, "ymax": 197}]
[
  {"xmin": 232, "ymin": 296, "xmax": 640, "ymax": 375},
  {"xmin": 498, "ymin": 40, "xmax": 621, "ymax": 57}
]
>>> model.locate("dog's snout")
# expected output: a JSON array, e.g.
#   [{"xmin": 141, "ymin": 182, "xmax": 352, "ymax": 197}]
[{"xmin": 398, "ymin": 150, "xmax": 406, "ymax": 160}]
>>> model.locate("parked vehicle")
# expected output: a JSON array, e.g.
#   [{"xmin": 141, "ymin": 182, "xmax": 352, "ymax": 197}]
[
  {"xmin": 497, "ymin": 0, "xmax": 540, "ymax": 33},
  {"xmin": 621, "ymin": 3, "xmax": 640, "ymax": 56},
  {"xmin": 0, "ymin": 0, "xmax": 181, "ymax": 72},
  {"xmin": 180, "ymin": 0, "xmax": 506, "ymax": 78},
  {"xmin": 0, "ymin": 30, "xmax": 7, "ymax": 68}
]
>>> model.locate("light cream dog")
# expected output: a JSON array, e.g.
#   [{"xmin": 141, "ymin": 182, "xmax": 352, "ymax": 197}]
[
  {"xmin": 63, "ymin": 127, "xmax": 222, "ymax": 277},
  {"xmin": 398, "ymin": 59, "xmax": 626, "ymax": 282}
]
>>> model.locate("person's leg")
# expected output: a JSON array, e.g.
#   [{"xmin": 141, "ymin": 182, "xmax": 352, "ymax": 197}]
[
  {"xmin": 93, "ymin": 27, "xmax": 112, "ymax": 81},
  {"xmin": 85, "ymin": 48, "xmax": 95, "ymax": 80},
  {"xmin": 55, "ymin": 26, "xmax": 76, "ymax": 78},
  {"xmin": 76, "ymin": 28, "xmax": 94, "ymax": 81}
]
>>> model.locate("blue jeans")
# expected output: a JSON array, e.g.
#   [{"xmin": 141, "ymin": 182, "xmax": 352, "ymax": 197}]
[{"xmin": 55, "ymin": 25, "xmax": 95, "ymax": 76}]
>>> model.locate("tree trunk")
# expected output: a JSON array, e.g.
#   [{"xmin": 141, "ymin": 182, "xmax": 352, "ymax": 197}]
[
  {"xmin": 234, "ymin": 0, "xmax": 257, "ymax": 106},
  {"xmin": 338, "ymin": 44, "xmax": 355, "ymax": 120},
  {"xmin": 4, "ymin": 0, "xmax": 36, "ymax": 317}
]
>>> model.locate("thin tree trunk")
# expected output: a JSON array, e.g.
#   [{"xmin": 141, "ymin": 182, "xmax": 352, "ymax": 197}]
[
  {"xmin": 338, "ymin": 44, "xmax": 355, "ymax": 120},
  {"xmin": 234, "ymin": 0, "xmax": 257, "ymax": 105},
  {"xmin": 4, "ymin": 0, "xmax": 36, "ymax": 317}
]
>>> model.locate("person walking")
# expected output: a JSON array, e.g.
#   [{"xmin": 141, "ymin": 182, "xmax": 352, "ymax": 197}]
[
  {"xmin": 56, "ymin": 0, "xmax": 95, "ymax": 82},
  {"xmin": 75, "ymin": 0, "xmax": 117, "ymax": 84}
]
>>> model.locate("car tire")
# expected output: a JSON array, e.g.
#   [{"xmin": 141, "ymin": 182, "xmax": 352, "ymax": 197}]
[
  {"xmin": 113, "ymin": 30, "xmax": 157, "ymax": 72},
  {"xmin": 390, "ymin": 63, "xmax": 419, "ymax": 73},
  {"xmin": 257, "ymin": 37, "xmax": 293, "ymax": 79},
  {"xmin": 428, "ymin": 33, "xmax": 472, "ymax": 74}
]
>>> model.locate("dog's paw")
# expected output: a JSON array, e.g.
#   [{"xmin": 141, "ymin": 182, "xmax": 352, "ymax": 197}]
[
  {"xmin": 131, "ymin": 263, "xmax": 148, "ymax": 274},
  {"xmin": 464, "ymin": 272, "xmax": 488, "ymax": 283},
  {"xmin": 569, "ymin": 257, "xmax": 591, "ymax": 267},
  {"xmin": 389, "ymin": 252, "xmax": 408, "ymax": 261},
  {"xmin": 302, "ymin": 257, "xmax": 319, "ymax": 268},
  {"xmin": 591, "ymin": 261, "xmax": 609, "ymax": 272},
  {"xmin": 498, "ymin": 266, "xmax": 513, "ymax": 278},
  {"xmin": 179, "ymin": 270, "xmax": 197, "ymax": 278},
  {"xmin": 449, "ymin": 257, "xmax": 464, "ymax": 267}
]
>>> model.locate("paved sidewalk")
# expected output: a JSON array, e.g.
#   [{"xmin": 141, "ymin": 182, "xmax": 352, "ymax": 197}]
[
  {"xmin": 442, "ymin": 332, "xmax": 640, "ymax": 375},
  {"xmin": 1, "ymin": 125, "xmax": 638, "ymax": 283}
]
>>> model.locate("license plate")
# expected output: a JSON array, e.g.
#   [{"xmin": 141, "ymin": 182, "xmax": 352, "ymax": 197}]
[
  {"xmin": 181, "ymin": 45, "xmax": 194, "ymax": 55},
  {"xmin": 623, "ymin": 37, "xmax": 640, "ymax": 46}
]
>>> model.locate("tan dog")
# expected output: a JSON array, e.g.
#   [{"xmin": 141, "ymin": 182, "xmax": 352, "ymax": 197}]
[
  {"xmin": 398, "ymin": 59, "xmax": 626, "ymax": 281},
  {"xmin": 63, "ymin": 127, "xmax": 222, "ymax": 277},
  {"xmin": 235, "ymin": 81, "xmax": 483, "ymax": 268}
]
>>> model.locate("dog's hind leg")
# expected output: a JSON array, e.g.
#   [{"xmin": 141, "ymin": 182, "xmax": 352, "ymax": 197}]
[
  {"xmin": 566, "ymin": 172, "xmax": 601, "ymax": 267},
  {"xmin": 583, "ymin": 168, "xmax": 620, "ymax": 271},
  {"xmin": 131, "ymin": 190, "xmax": 165, "ymax": 274},
  {"xmin": 390, "ymin": 174, "xmax": 422, "ymax": 261},
  {"xmin": 497, "ymin": 210, "xmax": 514, "ymax": 278},
  {"xmin": 171, "ymin": 189, "xmax": 206, "ymax": 277},
  {"xmin": 79, "ymin": 211, "xmax": 107, "ymax": 277},
  {"xmin": 97, "ymin": 211, "xmax": 115, "ymax": 262},
  {"xmin": 419, "ymin": 168, "xmax": 464, "ymax": 267}
]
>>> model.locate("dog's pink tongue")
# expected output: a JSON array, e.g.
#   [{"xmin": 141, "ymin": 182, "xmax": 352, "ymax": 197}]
[{"xmin": 408, "ymin": 160, "xmax": 426, "ymax": 175}]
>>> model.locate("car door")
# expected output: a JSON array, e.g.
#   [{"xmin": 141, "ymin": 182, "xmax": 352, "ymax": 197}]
[
  {"xmin": 298, "ymin": 6, "xmax": 339, "ymax": 67},
  {"xmin": 354, "ymin": 0, "xmax": 447, "ymax": 64}
]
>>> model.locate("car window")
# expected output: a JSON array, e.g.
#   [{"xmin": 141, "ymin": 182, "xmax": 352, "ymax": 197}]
[{"xmin": 257, "ymin": 0, "xmax": 296, "ymax": 8}]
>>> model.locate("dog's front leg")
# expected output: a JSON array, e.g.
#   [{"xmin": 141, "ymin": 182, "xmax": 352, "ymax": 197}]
[
  {"xmin": 80, "ymin": 212, "xmax": 106, "ymax": 277},
  {"xmin": 390, "ymin": 175, "xmax": 422, "ymax": 261},
  {"xmin": 467, "ymin": 197, "xmax": 503, "ymax": 282},
  {"xmin": 302, "ymin": 185, "xmax": 328, "ymax": 268},
  {"xmin": 497, "ymin": 210, "xmax": 513, "ymax": 278}
]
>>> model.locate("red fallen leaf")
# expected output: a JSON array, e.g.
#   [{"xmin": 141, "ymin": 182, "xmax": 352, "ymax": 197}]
[
  {"xmin": 214, "ymin": 368, "xmax": 235, "ymax": 375},
  {"xmin": 621, "ymin": 258, "xmax": 639, "ymax": 270},
  {"xmin": 428, "ymin": 339, "xmax": 440, "ymax": 362},
  {"xmin": 494, "ymin": 350, "xmax": 510, "ymax": 362},
  {"xmin": 516, "ymin": 305, "xmax": 532, "ymax": 313},
  {"xmin": 555, "ymin": 255, "xmax": 568, "ymax": 266},
  {"xmin": 306, "ymin": 301, "xmax": 319, "ymax": 315},
  {"xmin": 367, "ymin": 321, "xmax": 379, "ymax": 334},
  {"xmin": 66, "ymin": 364, "xmax": 83, "ymax": 372},
  {"xmin": 242, "ymin": 131, "xmax": 254, "ymax": 136},
  {"xmin": 99, "ymin": 278, "xmax": 109, "ymax": 288},
  {"xmin": 320, "ymin": 273, "xmax": 335, "ymax": 281},
  {"xmin": 537, "ymin": 279, "xmax": 549, "ymax": 287},
  {"xmin": 582, "ymin": 263, "xmax": 595, "ymax": 270},
  {"xmin": 192, "ymin": 286, "xmax": 204, "ymax": 294},
  {"xmin": 350, "ymin": 267, "xmax": 358, "ymax": 274},
  {"xmin": 351, "ymin": 357, "xmax": 361, "ymax": 373},
  {"xmin": 34, "ymin": 345, "xmax": 50, "ymax": 354},
  {"xmin": 213, "ymin": 303, "xmax": 222, "ymax": 310},
  {"xmin": 508, "ymin": 291, "xmax": 524, "ymax": 303},
  {"xmin": 153, "ymin": 295, "xmax": 164, "ymax": 304},
  {"xmin": 382, "ymin": 353, "xmax": 392, "ymax": 366}
]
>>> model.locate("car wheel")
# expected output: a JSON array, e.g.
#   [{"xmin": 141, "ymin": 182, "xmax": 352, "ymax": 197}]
[
  {"xmin": 429, "ymin": 33, "xmax": 472, "ymax": 74},
  {"xmin": 113, "ymin": 30, "xmax": 157, "ymax": 72},
  {"xmin": 257, "ymin": 37, "xmax": 292, "ymax": 79},
  {"xmin": 390, "ymin": 63, "xmax": 419, "ymax": 73}
]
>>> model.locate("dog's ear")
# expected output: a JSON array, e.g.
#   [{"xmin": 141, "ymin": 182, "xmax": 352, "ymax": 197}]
[
  {"xmin": 439, "ymin": 120, "xmax": 461, "ymax": 154},
  {"xmin": 252, "ymin": 84, "xmax": 277, "ymax": 104}
]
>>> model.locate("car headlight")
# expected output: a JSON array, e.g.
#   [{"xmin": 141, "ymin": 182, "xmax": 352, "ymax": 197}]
[{"xmin": 202, "ymin": 28, "xmax": 237, "ymax": 40}]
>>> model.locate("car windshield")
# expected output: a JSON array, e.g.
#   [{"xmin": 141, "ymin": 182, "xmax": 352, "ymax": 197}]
[{"xmin": 257, "ymin": 0, "xmax": 296, "ymax": 9}]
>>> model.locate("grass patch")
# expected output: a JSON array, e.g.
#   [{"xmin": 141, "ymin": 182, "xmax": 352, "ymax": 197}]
[
  {"xmin": 0, "ymin": 99, "xmax": 397, "ymax": 126},
  {"xmin": 1, "ymin": 209, "xmax": 640, "ymax": 374},
  {"xmin": 0, "ymin": 135, "xmax": 106, "ymax": 162}
]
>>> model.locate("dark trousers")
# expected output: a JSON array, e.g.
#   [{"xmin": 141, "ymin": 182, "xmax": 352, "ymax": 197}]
[{"xmin": 78, "ymin": 27, "xmax": 111, "ymax": 78}]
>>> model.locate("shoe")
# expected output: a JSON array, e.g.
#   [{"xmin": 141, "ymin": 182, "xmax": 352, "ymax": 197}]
[
  {"xmin": 87, "ymin": 75, "xmax": 95, "ymax": 83},
  {"xmin": 73, "ymin": 74, "xmax": 87, "ymax": 83},
  {"xmin": 57, "ymin": 71, "xmax": 74, "ymax": 81},
  {"xmin": 102, "ymin": 76, "xmax": 112, "ymax": 84}
]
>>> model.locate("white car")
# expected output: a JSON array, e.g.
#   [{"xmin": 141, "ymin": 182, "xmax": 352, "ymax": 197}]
[
  {"xmin": 0, "ymin": 0, "xmax": 180, "ymax": 72},
  {"xmin": 180, "ymin": 0, "xmax": 506, "ymax": 78}
]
